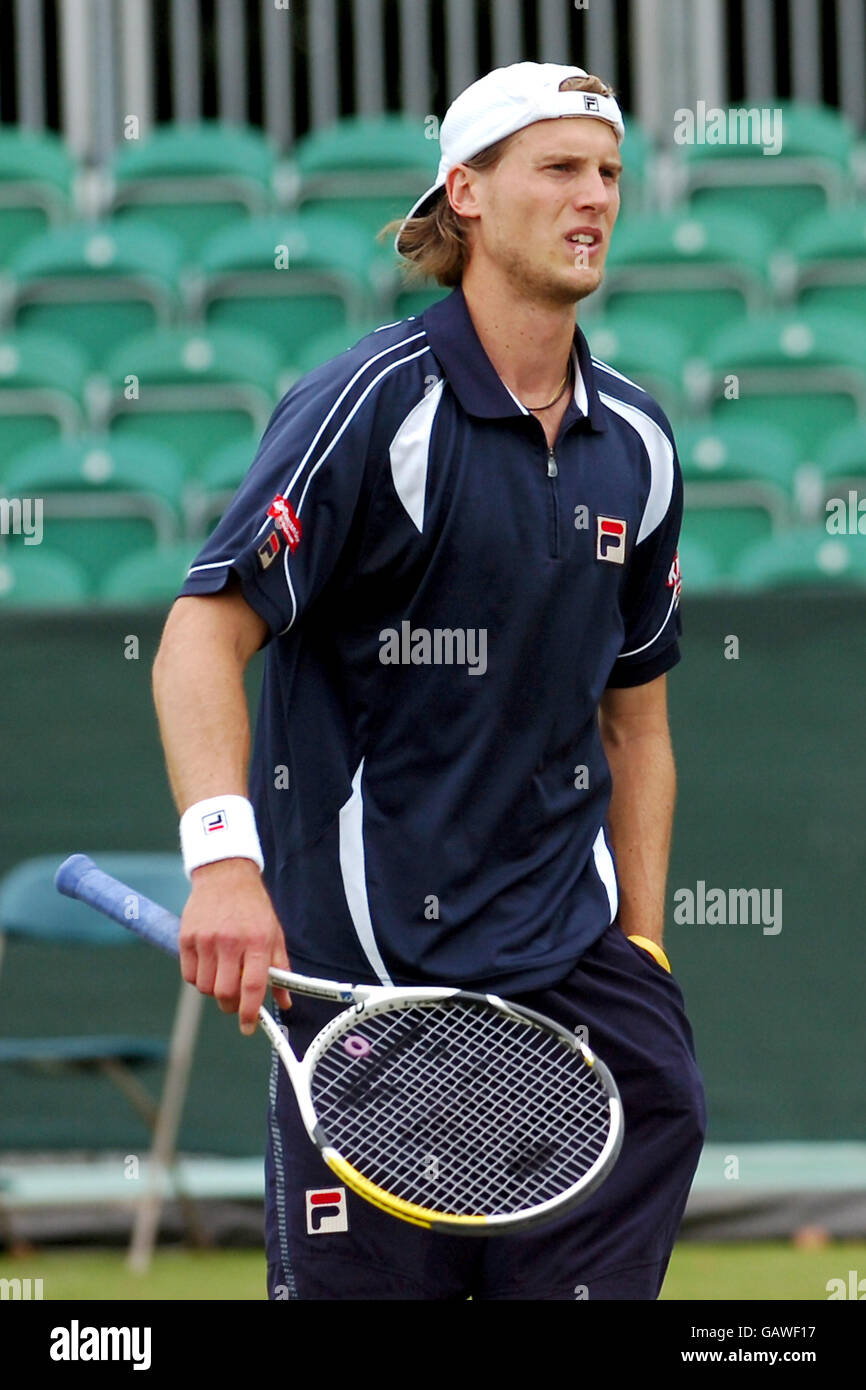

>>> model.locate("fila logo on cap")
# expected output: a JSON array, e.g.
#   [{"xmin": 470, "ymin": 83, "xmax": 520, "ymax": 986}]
[
  {"xmin": 306, "ymin": 1187, "xmax": 349, "ymax": 1235},
  {"xmin": 583, "ymin": 95, "xmax": 600, "ymax": 113},
  {"xmin": 596, "ymin": 516, "xmax": 627, "ymax": 564}
]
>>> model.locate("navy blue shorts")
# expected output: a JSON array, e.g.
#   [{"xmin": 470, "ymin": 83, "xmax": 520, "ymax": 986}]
[{"xmin": 264, "ymin": 925, "xmax": 706, "ymax": 1300}]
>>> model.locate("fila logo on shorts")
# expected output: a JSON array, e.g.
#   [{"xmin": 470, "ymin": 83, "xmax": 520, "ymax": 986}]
[
  {"xmin": 305, "ymin": 1187, "xmax": 349, "ymax": 1235},
  {"xmin": 596, "ymin": 516, "xmax": 627, "ymax": 564}
]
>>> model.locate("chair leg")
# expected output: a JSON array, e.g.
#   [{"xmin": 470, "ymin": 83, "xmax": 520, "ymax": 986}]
[
  {"xmin": 98, "ymin": 1058, "xmax": 160, "ymax": 1129},
  {"xmin": 127, "ymin": 983, "xmax": 207, "ymax": 1271}
]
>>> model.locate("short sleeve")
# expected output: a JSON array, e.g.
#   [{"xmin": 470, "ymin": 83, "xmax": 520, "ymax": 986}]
[
  {"xmin": 606, "ymin": 430, "xmax": 684, "ymax": 689},
  {"xmin": 178, "ymin": 363, "xmax": 382, "ymax": 637}
]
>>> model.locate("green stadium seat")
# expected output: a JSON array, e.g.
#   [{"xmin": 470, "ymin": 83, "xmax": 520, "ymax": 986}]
[
  {"xmin": 600, "ymin": 209, "xmax": 774, "ymax": 353},
  {"xmin": 699, "ymin": 310, "xmax": 866, "ymax": 459},
  {"xmin": 194, "ymin": 211, "xmax": 380, "ymax": 365},
  {"xmin": 679, "ymin": 504, "xmax": 779, "ymax": 577},
  {"xmin": 7, "ymin": 219, "xmax": 184, "ymax": 367},
  {"xmin": 677, "ymin": 102, "xmax": 857, "ymax": 237},
  {"xmin": 371, "ymin": 230, "xmax": 454, "ymax": 321},
  {"xmin": 733, "ymin": 528, "xmax": 866, "ymax": 589},
  {"xmin": 677, "ymin": 422, "xmax": 800, "ymax": 574},
  {"xmin": 0, "ymin": 126, "xmax": 74, "ymax": 266},
  {"xmin": 292, "ymin": 115, "xmax": 438, "ymax": 244},
  {"xmin": 0, "ymin": 329, "xmax": 89, "ymax": 457},
  {"xmin": 0, "ymin": 853, "xmax": 189, "ymax": 945},
  {"xmin": 186, "ymin": 435, "xmax": 260, "ymax": 537},
  {"xmin": 582, "ymin": 313, "xmax": 690, "ymax": 420},
  {"xmin": 813, "ymin": 421, "xmax": 866, "ymax": 525},
  {"xmin": 0, "ymin": 852, "xmax": 203, "ymax": 1244},
  {"xmin": 290, "ymin": 319, "xmax": 388, "ymax": 375},
  {"xmin": 107, "ymin": 122, "xmax": 277, "ymax": 260},
  {"xmin": 775, "ymin": 204, "xmax": 866, "ymax": 318},
  {"xmin": 675, "ymin": 536, "xmax": 721, "ymax": 593},
  {"xmin": 677, "ymin": 419, "xmax": 801, "ymax": 485},
  {"xmin": 676, "ymin": 419, "xmax": 801, "ymax": 532},
  {"xmin": 99, "ymin": 326, "xmax": 281, "ymax": 476},
  {"xmin": 617, "ymin": 115, "xmax": 654, "ymax": 217},
  {"xmin": 99, "ymin": 541, "xmax": 201, "ymax": 605},
  {"xmin": 392, "ymin": 283, "xmax": 450, "ymax": 319},
  {"xmin": 2, "ymin": 435, "xmax": 185, "ymax": 589},
  {"xmin": 0, "ymin": 546, "xmax": 89, "ymax": 607}
]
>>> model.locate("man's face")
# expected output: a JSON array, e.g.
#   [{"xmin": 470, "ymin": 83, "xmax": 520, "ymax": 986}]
[{"xmin": 455, "ymin": 117, "xmax": 622, "ymax": 307}]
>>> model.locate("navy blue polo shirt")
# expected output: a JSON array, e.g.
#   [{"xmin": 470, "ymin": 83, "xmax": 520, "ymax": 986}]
[{"xmin": 179, "ymin": 287, "xmax": 684, "ymax": 994}]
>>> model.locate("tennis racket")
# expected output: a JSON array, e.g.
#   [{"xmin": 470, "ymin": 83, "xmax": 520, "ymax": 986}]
[{"xmin": 55, "ymin": 853, "xmax": 623, "ymax": 1236}]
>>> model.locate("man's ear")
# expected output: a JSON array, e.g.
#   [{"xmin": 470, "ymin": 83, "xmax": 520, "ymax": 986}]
[{"xmin": 447, "ymin": 164, "xmax": 482, "ymax": 222}]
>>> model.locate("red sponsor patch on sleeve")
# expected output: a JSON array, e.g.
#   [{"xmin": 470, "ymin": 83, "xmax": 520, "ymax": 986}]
[
  {"xmin": 666, "ymin": 550, "xmax": 682, "ymax": 601},
  {"xmin": 267, "ymin": 495, "xmax": 303, "ymax": 552}
]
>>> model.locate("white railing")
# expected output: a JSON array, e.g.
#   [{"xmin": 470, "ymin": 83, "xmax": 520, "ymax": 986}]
[{"xmin": 3, "ymin": 0, "xmax": 864, "ymax": 162}]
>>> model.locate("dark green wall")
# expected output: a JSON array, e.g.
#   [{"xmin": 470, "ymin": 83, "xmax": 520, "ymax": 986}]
[{"xmin": 1, "ymin": 596, "xmax": 863, "ymax": 1149}]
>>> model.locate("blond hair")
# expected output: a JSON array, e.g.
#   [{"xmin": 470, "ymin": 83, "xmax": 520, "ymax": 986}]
[{"xmin": 385, "ymin": 74, "xmax": 617, "ymax": 287}]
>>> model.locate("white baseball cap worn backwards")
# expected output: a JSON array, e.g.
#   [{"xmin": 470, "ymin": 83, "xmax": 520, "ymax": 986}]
[{"xmin": 396, "ymin": 62, "xmax": 625, "ymax": 253}]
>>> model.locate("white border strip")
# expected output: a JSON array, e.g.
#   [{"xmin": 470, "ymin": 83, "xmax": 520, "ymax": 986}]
[
  {"xmin": 338, "ymin": 759, "xmax": 393, "ymax": 986},
  {"xmin": 592, "ymin": 825, "xmax": 619, "ymax": 923}
]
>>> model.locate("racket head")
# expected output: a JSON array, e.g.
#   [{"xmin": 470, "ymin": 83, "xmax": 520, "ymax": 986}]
[{"xmin": 293, "ymin": 989, "xmax": 623, "ymax": 1235}]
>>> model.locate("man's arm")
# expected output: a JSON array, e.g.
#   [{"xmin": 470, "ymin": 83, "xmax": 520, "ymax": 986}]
[
  {"xmin": 598, "ymin": 673, "xmax": 675, "ymax": 948},
  {"xmin": 152, "ymin": 587, "xmax": 290, "ymax": 1033}
]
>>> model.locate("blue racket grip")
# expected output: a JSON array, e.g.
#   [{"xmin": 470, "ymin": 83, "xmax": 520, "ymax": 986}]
[{"xmin": 55, "ymin": 854, "xmax": 182, "ymax": 957}]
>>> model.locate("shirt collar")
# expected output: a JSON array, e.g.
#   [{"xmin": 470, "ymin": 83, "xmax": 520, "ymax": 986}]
[{"xmin": 422, "ymin": 285, "xmax": 607, "ymax": 432}]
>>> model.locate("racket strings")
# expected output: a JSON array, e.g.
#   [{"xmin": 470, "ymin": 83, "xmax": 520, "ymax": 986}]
[{"xmin": 308, "ymin": 999, "xmax": 613, "ymax": 1217}]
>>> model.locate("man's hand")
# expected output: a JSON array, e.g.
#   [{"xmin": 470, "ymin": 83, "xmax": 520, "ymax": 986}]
[{"xmin": 180, "ymin": 858, "xmax": 291, "ymax": 1034}]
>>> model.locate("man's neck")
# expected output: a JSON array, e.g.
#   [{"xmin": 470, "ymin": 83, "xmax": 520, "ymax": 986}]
[{"xmin": 460, "ymin": 263, "xmax": 578, "ymax": 409}]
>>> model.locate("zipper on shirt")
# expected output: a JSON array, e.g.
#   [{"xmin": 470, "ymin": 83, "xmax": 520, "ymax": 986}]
[{"xmin": 546, "ymin": 446, "xmax": 561, "ymax": 559}]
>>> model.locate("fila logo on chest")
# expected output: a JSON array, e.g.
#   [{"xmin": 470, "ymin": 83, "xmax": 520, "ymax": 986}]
[{"xmin": 596, "ymin": 515, "xmax": 627, "ymax": 564}]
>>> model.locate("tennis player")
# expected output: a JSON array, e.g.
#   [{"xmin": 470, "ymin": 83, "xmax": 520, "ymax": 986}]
[{"xmin": 152, "ymin": 62, "xmax": 706, "ymax": 1300}]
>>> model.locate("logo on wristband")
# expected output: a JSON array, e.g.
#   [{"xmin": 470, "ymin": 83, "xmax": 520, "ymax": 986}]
[{"xmin": 202, "ymin": 810, "xmax": 227, "ymax": 833}]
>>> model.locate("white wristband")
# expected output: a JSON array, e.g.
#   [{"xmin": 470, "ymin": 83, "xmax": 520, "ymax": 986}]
[{"xmin": 179, "ymin": 795, "xmax": 265, "ymax": 879}]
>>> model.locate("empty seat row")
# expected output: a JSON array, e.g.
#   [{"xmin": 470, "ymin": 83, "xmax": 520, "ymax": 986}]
[
  {"xmin": 0, "ymin": 117, "xmax": 439, "ymax": 264},
  {"xmin": 585, "ymin": 204, "xmax": 866, "ymax": 353},
  {"xmin": 2, "ymin": 418, "xmax": 865, "ymax": 599},
  {"xmin": 0, "ymin": 326, "xmax": 281, "ymax": 469},
  {"xmin": 4, "ymin": 198, "xmax": 866, "ymax": 365},
  {"xmin": 1, "ymin": 102, "xmax": 864, "ymax": 266},
  {"xmin": 3, "ymin": 526, "xmax": 863, "ymax": 609},
  {"xmin": 680, "ymin": 528, "xmax": 866, "ymax": 591},
  {"xmin": 585, "ymin": 307, "xmax": 866, "ymax": 456},
  {"xmin": 0, "ymin": 209, "xmax": 448, "ymax": 366},
  {"xmin": 4, "ymin": 309, "xmax": 866, "ymax": 488}
]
